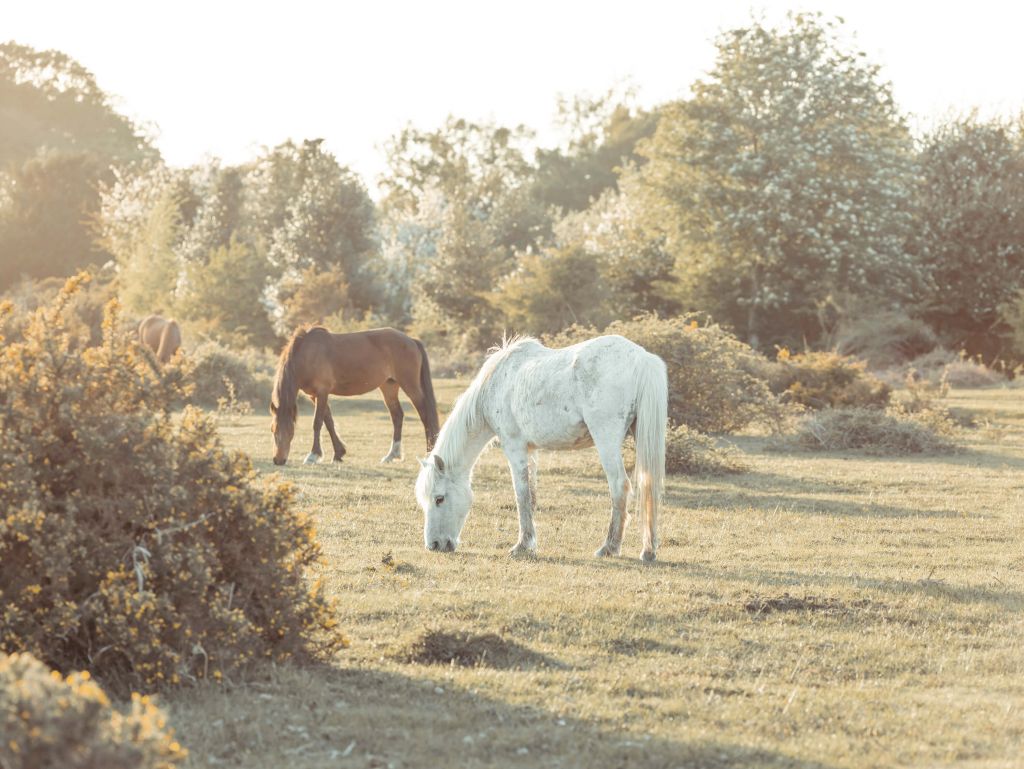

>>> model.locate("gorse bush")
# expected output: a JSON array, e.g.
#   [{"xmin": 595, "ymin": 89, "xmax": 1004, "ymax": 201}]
[
  {"xmin": 0, "ymin": 652, "xmax": 185, "ymax": 769},
  {"xmin": 546, "ymin": 314, "xmax": 783, "ymax": 433},
  {"xmin": 771, "ymin": 350, "xmax": 891, "ymax": 410},
  {"xmin": 0, "ymin": 276, "xmax": 344, "ymax": 693}
]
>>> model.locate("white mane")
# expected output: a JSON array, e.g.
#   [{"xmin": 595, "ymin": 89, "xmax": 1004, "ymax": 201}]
[{"xmin": 433, "ymin": 335, "xmax": 537, "ymax": 471}]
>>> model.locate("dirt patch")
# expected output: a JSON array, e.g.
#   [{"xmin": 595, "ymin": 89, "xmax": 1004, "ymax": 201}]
[
  {"xmin": 394, "ymin": 629, "xmax": 558, "ymax": 670},
  {"xmin": 604, "ymin": 636, "xmax": 688, "ymax": 656},
  {"xmin": 742, "ymin": 593, "xmax": 863, "ymax": 616}
]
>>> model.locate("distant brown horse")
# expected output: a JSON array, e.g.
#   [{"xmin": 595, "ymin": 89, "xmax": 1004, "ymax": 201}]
[
  {"xmin": 138, "ymin": 315, "xmax": 182, "ymax": 364},
  {"xmin": 270, "ymin": 326, "xmax": 440, "ymax": 465}
]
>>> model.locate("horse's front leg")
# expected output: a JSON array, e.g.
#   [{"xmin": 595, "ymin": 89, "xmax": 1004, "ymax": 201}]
[
  {"xmin": 305, "ymin": 392, "xmax": 329, "ymax": 464},
  {"xmin": 506, "ymin": 445, "xmax": 537, "ymax": 557}
]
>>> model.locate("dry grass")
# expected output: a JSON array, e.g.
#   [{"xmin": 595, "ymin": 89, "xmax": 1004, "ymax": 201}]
[{"xmin": 164, "ymin": 383, "xmax": 1024, "ymax": 768}]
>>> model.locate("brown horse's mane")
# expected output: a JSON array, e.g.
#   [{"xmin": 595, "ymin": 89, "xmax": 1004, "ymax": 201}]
[{"xmin": 270, "ymin": 326, "xmax": 329, "ymax": 430}]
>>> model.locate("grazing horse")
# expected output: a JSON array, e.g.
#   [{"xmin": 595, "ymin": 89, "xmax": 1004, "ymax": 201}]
[
  {"xmin": 270, "ymin": 326, "xmax": 440, "ymax": 466},
  {"xmin": 416, "ymin": 335, "xmax": 667, "ymax": 561},
  {"xmin": 138, "ymin": 315, "xmax": 181, "ymax": 364}
]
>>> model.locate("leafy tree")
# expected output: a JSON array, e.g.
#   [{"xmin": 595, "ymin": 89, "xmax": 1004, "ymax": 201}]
[
  {"xmin": 246, "ymin": 140, "xmax": 377, "ymax": 312},
  {"xmin": 276, "ymin": 264, "xmax": 351, "ymax": 331},
  {"xmin": 177, "ymin": 236, "xmax": 277, "ymax": 348},
  {"xmin": 916, "ymin": 114, "xmax": 1024, "ymax": 356},
  {"xmin": 382, "ymin": 118, "xmax": 549, "ymax": 342},
  {"xmin": 178, "ymin": 164, "xmax": 245, "ymax": 266},
  {"xmin": 0, "ymin": 43, "xmax": 157, "ymax": 290},
  {"xmin": 490, "ymin": 244, "xmax": 612, "ymax": 335},
  {"xmin": 0, "ymin": 42, "xmax": 154, "ymax": 167},
  {"xmin": 553, "ymin": 174, "xmax": 678, "ymax": 318},
  {"xmin": 534, "ymin": 89, "xmax": 659, "ymax": 213},
  {"xmin": 0, "ymin": 152, "xmax": 111, "ymax": 289},
  {"xmin": 640, "ymin": 13, "xmax": 915, "ymax": 348}
]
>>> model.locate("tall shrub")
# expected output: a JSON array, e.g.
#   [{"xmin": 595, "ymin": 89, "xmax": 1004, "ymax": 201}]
[{"xmin": 0, "ymin": 276, "xmax": 344, "ymax": 693}]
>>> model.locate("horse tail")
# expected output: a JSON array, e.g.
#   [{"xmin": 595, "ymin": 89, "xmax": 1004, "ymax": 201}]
[
  {"xmin": 271, "ymin": 327, "xmax": 311, "ymax": 432},
  {"xmin": 156, "ymin": 319, "xmax": 181, "ymax": 363},
  {"xmin": 414, "ymin": 339, "xmax": 441, "ymax": 449},
  {"xmin": 633, "ymin": 352, "xmax": 668, "ymax": 560}
]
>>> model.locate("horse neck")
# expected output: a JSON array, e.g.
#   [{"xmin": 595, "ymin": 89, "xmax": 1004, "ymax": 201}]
[{"xmin": 435, "ymin": 398, "xmax": 494, "ymax": 482}]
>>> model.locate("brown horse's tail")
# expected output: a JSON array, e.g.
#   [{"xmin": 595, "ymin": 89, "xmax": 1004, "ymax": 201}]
[
  {"xmin": 271, "ymin": 327, "xmax": 312, "ymax": 434},
  {"xmin": 156, "ymin": 319, "xmax": 181, "ymax": 364},
  {"xmin": 415, "ymin": 339, "xmax": 440, "ymax": 448}
]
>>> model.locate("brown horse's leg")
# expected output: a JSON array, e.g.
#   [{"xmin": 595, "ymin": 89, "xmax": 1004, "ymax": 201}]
[
  {"xmin": 305, "ymin": 392, "xmax": 329, "ymax": 464},
  {"xmin": 380, "ymin": 380, "xmax": 404, "ymax": 463},
  {"xmin": 322, "ymin": 403, "xmax": 347, "ymax": 462},
  {"xmin": 399, "ymin": 380, "xmax": 435, "ymax": 452}
]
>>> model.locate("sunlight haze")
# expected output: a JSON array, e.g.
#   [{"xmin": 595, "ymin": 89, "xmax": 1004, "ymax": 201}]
[{"xmin": 7, "ymin": 0, "xmax": 1024, "ymax": 190}]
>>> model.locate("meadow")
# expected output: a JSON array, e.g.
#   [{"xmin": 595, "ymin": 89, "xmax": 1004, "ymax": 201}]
[{"xmin": 166, "ymin": 382, "xmax": 1024, "ymax": 768}]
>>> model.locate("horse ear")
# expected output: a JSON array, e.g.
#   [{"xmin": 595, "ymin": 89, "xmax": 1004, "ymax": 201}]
[
  {"xmin": 418, "ymin": 457, "xmax": 430, "ymax": 469},
  {"xmin": 433, "ymin": 454, "xmax": 445, "ymax": 474}
]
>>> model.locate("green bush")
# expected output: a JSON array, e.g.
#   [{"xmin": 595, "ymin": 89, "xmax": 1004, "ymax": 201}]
[
  {"xmin": 0, "ymin": 277, "xmax": 344, "ymax": 694},
  {"xmin": 546, "ymin": 314, "xmax": 783, "ymax": 433},
  {"xmin": 0, "ymin": 652, "xmax": 185, "ymax": 769},
  {"xmin": 179, "ymin": 340, "xmax": 274, "ymax": 408},
  {"xmin": 771, "ymin": 350, "xmax": 891, "ymax": 409}
]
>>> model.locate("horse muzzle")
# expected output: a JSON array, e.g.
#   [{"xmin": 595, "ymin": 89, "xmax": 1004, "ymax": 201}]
[
  {"xmin": 273, "ymin": 457, "xmax": 286, "ymax": 466},
  {"xmin": 427, "ymin": 538, "xmax": 456, "ymax": 553}
]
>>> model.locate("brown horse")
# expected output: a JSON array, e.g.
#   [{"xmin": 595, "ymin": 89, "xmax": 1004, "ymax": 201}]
[
  {"xmin": 138, "ymin": 315, "xmax": 182, "ymax": 364},
  {"xmin": 270, "ymin": 326, "xmax": 440, "ymax": 465}
]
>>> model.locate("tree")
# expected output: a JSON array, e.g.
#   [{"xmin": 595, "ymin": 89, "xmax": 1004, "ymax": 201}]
[
  {"xmin": 0, "ymin": 43, "xmax": 158, "ymax": 290},
  {"xmin": 490, "ymin": 245, "xmax": 612, "ymax": 335},
  {"xmin": 533, "ymin": 89, "xmax": 659, "ymax": 214},
  {"xmin": 257, "ymin": 140, "xmax": 378, "ymax": 311},
  {"xmin": 381, "ymin": 118, "xmax": 549, "ymax": 343},
  {"xmin": 915, "ymin": 114, "xmax": 1024, "ymax": 357},
  {"xmin": 0, "ymin": 42, "xmax": 155, "ymax": 168},
  {"xmin": 553, "ymin": 174, "xmax": 678, "ymax": 319},
  {"xmin": 0, "ymin": 152, "xmax": 110, "ymax": 288},
  {"xmin": 640, "ymin": 13, "xmax": 915, "ymax": 348},
  {"xmin": 177, "ymin": 236, "xmax": 277, "ymax": 348}
]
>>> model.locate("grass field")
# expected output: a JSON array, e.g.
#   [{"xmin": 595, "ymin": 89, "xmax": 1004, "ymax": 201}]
[{"xmin": 165, "ymin": 383, "xmax": 1024, "ymax": 768}]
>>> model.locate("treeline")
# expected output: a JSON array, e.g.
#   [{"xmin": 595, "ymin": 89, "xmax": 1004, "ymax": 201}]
[{"xmin": 3, "ymin": 14, "xmax": 1024, "ymax": 363}]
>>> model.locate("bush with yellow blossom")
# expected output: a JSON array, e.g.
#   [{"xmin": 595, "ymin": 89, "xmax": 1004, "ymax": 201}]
[
  {"xmin": 0, "ymin": 275, "xmax": 345, "ymax": 695},
  {"xmin": 0, "ymin": 651, "xmax": 185, "ymax": 769}
]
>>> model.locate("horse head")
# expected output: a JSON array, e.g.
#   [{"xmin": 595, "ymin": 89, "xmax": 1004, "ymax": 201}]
[
  {"xmin": 416, "ymin": 454, "xmax": 472, "ymax": 552},
  {"xmin": 270, "ymin": 399, "xmax": 295, "ymax": 465}
]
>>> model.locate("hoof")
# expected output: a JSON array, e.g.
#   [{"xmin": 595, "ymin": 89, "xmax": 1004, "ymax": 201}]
[
  {"xmin": 380, "ymin": 453, "xmax": 402, "ymax": 464},
  {"xmin": 594, "ymin": 544, "xmax": 621, "ymax": 558},
  {"xmin": 640, "ymin": 549, "xmax": 657, "ymax": 563},
  {"xmin": 332, "ymin": 455, "xmax": 344, "ymax": 463},
  {"xmin": 509, "ymin": 543, "xmax": 537, "ymax": 558},
  {"xmin": 303, "ymin": 452, "xmax": 322, "ymax": 465}
]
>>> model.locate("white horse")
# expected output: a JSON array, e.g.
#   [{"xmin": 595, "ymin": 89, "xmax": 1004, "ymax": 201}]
[{"xmin": 416, "ymin": 335, "xmax": 667, "ymax": 561}]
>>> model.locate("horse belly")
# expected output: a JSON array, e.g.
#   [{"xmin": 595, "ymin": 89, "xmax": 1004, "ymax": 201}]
[{"xmin": 522, "ymin": 410, "xmax": 593, "ymax": 451}]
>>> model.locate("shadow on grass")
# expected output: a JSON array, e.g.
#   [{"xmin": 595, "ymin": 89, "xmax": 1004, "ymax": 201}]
[{"xmin": 169, "ymin": 662, "xmax": 838, "ymax": 769}]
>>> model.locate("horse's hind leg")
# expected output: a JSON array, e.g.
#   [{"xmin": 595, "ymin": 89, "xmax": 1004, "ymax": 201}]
[
  {"xmin": 592, "ymin": 430, "xmax": 632, "ymax": 558},
  {"xmin": 305, "ymin": 392, "xmax": 329, "ymax": 464},
  {"xmin": 380, "ymin": 380, "xmax": 404, "ymax": 463},
  {"xmin": 322, "ymin": 403, "xmax": 347, "ymax": 462}
]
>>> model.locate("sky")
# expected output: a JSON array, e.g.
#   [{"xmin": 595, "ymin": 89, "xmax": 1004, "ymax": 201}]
[{"xmin": 6, "ymin": 1, "xmax": 1024, "ymax": 193}]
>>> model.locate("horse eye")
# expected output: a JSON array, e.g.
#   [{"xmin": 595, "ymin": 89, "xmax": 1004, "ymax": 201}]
[{"xmin": 435, "ymin": 495, "xmax": 445, "ymax": 505}]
